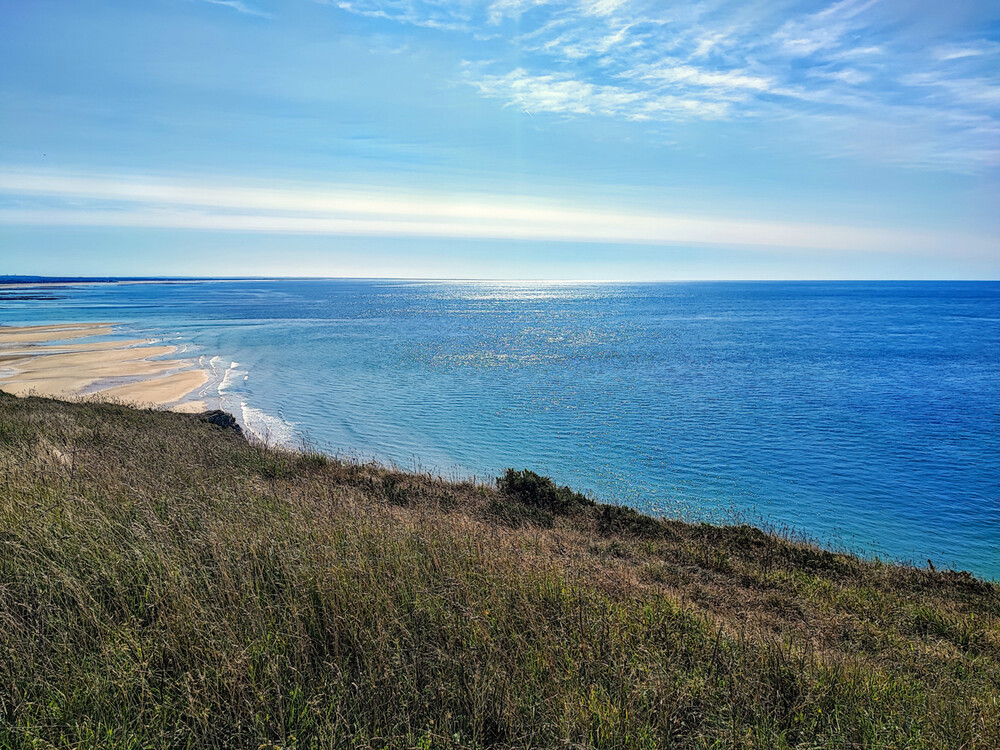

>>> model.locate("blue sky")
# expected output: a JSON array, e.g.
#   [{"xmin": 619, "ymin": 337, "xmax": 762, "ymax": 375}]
[{"xmin": 1, "ymin": 0, "xmax": 998, "ymax": 279}]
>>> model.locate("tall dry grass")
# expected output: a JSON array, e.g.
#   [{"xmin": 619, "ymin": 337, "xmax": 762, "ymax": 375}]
[{"xmin": 0, "ymin": 392, "xmax": 997, "ymax": 748}]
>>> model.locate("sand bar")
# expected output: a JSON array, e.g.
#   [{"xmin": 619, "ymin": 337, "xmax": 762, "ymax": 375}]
[
  {"xmin": 0, "ymin": 323, "xmax": 114, "ymax": 344},
  {"xmin": 1, "ymin": 338, "xmax": 149, "ymax": 355},
  {"xmin": 95, "ymin": 370, "xmax": 211, "ymax": 406},
  {"xmin": 0, "ymin": 323, "xmax": 211, "ymax": 411},
  {"xmin": 171, "ymin": 400, "xmax": 209, "ymax": 414}
]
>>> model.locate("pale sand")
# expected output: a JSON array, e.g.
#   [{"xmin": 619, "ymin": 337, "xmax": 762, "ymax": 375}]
[
  {"xmin": 171, "ymin": 400, "xmax": 210, "ymax": 414},
  {"xmin": 0, "ymin": 324, "xmax": 211, "ymax": 411},
  {"xmin": 1, "ymin": 344, "xmax": 179, "ymax": 370},
  {"xmin": 1, "ymin": 338, "xmax": 149, "ymax": 355},
  {"xmin": 0, "ymin": 324, "xmax": 114, "ymax": 344},
  {"xmin": 94, "ymin": 370, "xmax": 211, "ymax": 407}
]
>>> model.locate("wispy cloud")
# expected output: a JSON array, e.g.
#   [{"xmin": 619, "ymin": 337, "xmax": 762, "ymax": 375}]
[
  {"xmin": 1, "ymin": 169, "xmax": 995, "ymax": 257},
  {"xmin": 809, "ymin": 68, "xmax": 871, "ymax": 86},
  {"xmin": 626, "ymin": 64, "xmax": 776, "ymax": 95},
  {"xmin": 578, "ymin": 0, "xmax": 628, "ymax": 18},
  {"xmin": 329, "ymin": 0, "xmax": 1000, "ymax": 175},
  {"xmin": 469, "ymin": 68, "xmax": 729, "ymax": 120},
  {"xmin": 333, "ymin": 1, "xmax": 471, "ymax": 31},
  {"xmin": 203, "ymin": 0, "xmax": 271, "ymax": 18},
  {"xmin": 470, "ymin": 68, "xmax": 643, "ymax": 117},
  {"xmin": 902, "ymin": 72, "xmax": 1000, "ymax": 107},
  {"xmin": 773, "ymin": 0, "xmax": 878, "ymax": 57},
  {"xmin": 486, "ymin": 0, "xmax": 554, "ymax": 25},
  {"xmin": 932, "ymin": 41, "xmax": 1000, "ymax": 61}
]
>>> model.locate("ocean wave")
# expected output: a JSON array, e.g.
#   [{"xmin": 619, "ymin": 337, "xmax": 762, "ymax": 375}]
[
  {"xmin": 219, "ymin": 361, "xmax": 245, "ymax": 394},
  {"xmin": 238, "ymin": 401, "xmax": 299, "ymax": 447},
  {"xmin": 201, "ymin": 356, "xmax": 295, "ymax": 446}
]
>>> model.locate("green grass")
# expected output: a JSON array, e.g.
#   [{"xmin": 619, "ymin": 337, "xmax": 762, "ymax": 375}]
[{"xmin": 0, "ymin": 392, "xmax": 997, "ymax": 749}]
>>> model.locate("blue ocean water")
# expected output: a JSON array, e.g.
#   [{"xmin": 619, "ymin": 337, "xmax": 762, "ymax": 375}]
[{"xmin": 3, "ymin": 279, "xmax": 998, "ymax": 580}]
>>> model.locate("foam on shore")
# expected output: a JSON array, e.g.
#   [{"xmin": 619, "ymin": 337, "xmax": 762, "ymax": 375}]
[
  {"xmin": 203, "ymin": 356, "xmax": 296, "ymax": 446},
  {"xmin": 238, "ymin": 400, "xmax": 299, "ymax": 447}
]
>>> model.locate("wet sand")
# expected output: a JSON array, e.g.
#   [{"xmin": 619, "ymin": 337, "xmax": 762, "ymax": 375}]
[
  {"xmin": 0, "ymin": 323, "xmax": 115, "ymax": 344},
  {"xmin": 0, "ymin": 323, "xmax": 210, "ymax": 411},
  {"xmin": 95, "ymin": 370, "xmax": 210, "ymax": 406}
]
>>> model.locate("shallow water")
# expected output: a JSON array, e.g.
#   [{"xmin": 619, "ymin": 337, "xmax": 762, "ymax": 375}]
[{"xmin": 3, "ymin": 279, "xmax": 998, "ymax": 580}]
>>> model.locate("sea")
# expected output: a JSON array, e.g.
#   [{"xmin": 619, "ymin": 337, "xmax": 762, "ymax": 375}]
[{"xmin": 2, "ymin": 279, "xmax": 998, "ymax": 580}]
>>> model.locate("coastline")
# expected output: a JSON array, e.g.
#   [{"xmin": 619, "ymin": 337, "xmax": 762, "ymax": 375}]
[
  {"xmin": 1, "ymin": 280, "xmax": 996, "ymax": 582},
  {"xmin": 0, "ymin": 322, "xmax": 211, "ymax": 412}
]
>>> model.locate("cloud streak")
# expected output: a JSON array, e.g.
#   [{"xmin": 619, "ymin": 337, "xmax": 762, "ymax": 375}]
[
  {"xmin": 203, "ymin": 0, "xmax": 271, "ymax": 18},
  {"xmin": 470, "ymin": 68, "xmax": 732, "ymax": 120},
  {"xmin": 1, "ymin": 170, "xmax": 994, "ymax": 257}
]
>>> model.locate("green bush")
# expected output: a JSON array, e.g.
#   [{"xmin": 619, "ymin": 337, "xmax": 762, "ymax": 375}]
[
  {"xmin": 486, "ymin": 497, "xmax": 555, "ymax": 528},
  {"xmin": 496, "ymin": 468, "xmax": 594, "ymax": 515},
  {"xmin": 596, "ymin": 503, "xmax": 666, "ymax": 538}
]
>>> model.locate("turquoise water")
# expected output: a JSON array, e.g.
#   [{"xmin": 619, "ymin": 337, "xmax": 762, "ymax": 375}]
[{"xmin": 2, "ymin": 279, "xmax": 998, "ymax": 579}]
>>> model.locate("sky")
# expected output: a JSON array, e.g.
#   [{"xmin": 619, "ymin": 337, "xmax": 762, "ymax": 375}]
[{"xmin": 1, "ymin": 0, "xmax": 998, "ymax": 279}]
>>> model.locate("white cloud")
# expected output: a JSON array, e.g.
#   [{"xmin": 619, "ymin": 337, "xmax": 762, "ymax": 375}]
[
  {"xmin": 628, "ymin": 64, "xmax": 775, "ymax": 94},
  {"xmin": 773, "ymin": 0, "xmax": 878, "ymax": 57},
  {"xmin": 902, "ymin": 73, "xmax": 1000, "ymax": 107},
  {"xmin": 810, "ymin": 68, "xmax": 871, "ymax": 85},
  {"xmin": 826, "ymin": 45, "xmax": 883, "ymax": 59},
  {"xmin": 4, "ymin": 169, "xmax": 993, "ymax": 256},
  {"xmin": 931, "ymin": 41, "xmax": 1000, "ymax": 61},
  {"xmin": 486, "ymin": 0, "xmax": 553, "ymax": 24},
  {"xmin": 471, "ymin": 69, "xmax": 643, "ymax": 116},
  {"xmin": 816, "ymin": 0, "xmax": 879, "ymax": 23},
  {"xmin": 691, "ymin": 32, "xmax": 729, "ymax": 58},
  {"xmin": 330, "ymin": 0, "xmax": 1000, "ymax": 174},
  {"xmin": 469, "ymin": 67, "xmax": 737, "ymax": 119},
  {"xmin": 536, "ymin": 25, "xmax": 634, "ymax": 59},
  {"xmin": 579, "ymin": 0, "xmax": 628, "ymax": 17},
  {"xmin": 203, "ymin": 0, "xmax": 271, "ymax": 18},
  {"xmin": 334, "ymin": 0, "xmax": 472, "ymax": 30},
  {"xmin": 639, "ymin": 95, "xmax": 730, "ymax": 119}
]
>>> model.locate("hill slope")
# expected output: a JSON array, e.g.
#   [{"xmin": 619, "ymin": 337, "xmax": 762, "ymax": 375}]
[{"xmin": 1, "ymin": 392, "xmax": 997, "ymax": 748}]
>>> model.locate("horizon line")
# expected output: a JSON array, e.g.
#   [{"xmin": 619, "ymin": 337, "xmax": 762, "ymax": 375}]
[{"xmin": 3, "ymin": 276, "xmax": 999, "ymax": 284}]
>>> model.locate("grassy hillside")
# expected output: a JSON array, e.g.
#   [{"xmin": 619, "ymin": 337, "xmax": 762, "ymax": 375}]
[{"xmin": 1, "ymin": 392, "xmax": 997, "ymax": 749}]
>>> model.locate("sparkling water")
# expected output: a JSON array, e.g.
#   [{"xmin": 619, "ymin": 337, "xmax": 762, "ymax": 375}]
[{"xmin": 3, "ymin": 279, "xmax": 997, "ymax": 579}]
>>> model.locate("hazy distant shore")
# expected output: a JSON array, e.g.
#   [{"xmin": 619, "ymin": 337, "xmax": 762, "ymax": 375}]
[
  {"xmin": 0, "ymin": 322, "xmax": 210, "ymax": 412},
  {"xmin": 0, "ymin": 275, "xmax": 215, "ymax": 285}
]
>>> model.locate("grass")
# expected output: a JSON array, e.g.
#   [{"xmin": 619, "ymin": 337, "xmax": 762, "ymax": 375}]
[{"xmin": 0, "ymin": 391, "xmax": 997, "ymax": 749}]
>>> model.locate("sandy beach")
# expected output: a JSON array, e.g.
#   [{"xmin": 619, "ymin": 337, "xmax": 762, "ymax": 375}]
[{"xmin": 0, "ymin": 323, "xmax": 210, "ymax": 411}]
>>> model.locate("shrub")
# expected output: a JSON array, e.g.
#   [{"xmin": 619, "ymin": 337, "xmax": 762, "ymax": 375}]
[
  {"xmin": 596, "ymin": 503, "xmax": 666, "ymax": 538},
  {"xmin": 496, "ymin": 468, "xmax": 594, "ymax": 515},
  {"xmin": 486, "ymin": 497, "xmax": 555, "ymax": 528}
]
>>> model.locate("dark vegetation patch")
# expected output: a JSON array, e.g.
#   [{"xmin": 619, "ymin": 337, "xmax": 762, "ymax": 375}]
[
  {"xmin": 495, "ymin": 467, "xmax": 594, "ymax": 514},
  {"xmin": 486, "ymin": 496, "xmax": 555, "ymax": 529},
  {"xmin": 595, "ymin": 502, "xmax": 668, "ymax": 538},
  {"xmin": 0, "ymin": 393, "xmax": 997, "ymax": 750}
]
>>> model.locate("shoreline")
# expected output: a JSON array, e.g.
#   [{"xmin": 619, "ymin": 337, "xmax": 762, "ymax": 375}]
[
  {"xmin": 0, "ymin": 322, "xmax": 211, "ymax": 412},
  {"xmin": 2, "ymin": 282, "xmax": 995, "ymax": 582}
]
